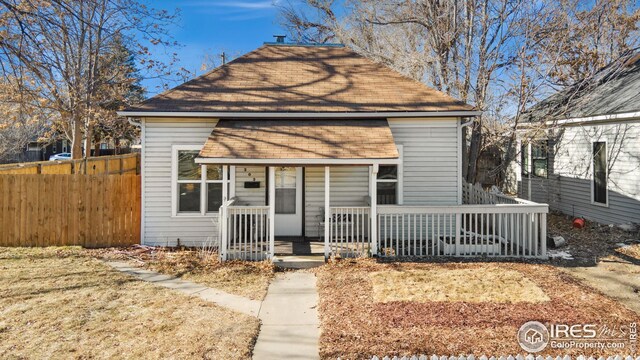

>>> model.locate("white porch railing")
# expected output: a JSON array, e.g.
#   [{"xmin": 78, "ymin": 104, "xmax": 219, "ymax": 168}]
[
  {"xmin": 326, "ymin": 207, "xmax": 370, "ymax": 257},
  {"xmin": 220, "ymin": 204, "xmax": 272, "ymax": 261},
  {"xmin": 377, "ymin": 204, "xmax": 548, "ymax": 258},
  {"xmin": 463, "ymin": 182, "xmax": 534, "ymax": 205}
]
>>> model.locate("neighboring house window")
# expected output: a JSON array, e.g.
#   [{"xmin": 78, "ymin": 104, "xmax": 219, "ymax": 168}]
[
  {"xmin": 592, "ymin": 141, "xmax": 608, "ymax": 205},
  {"xmin": 521, "ymin": 141, "xmax": 548, "ymax": 178},
  {"xmin": 172, "ymin": 146, "xmax": 230, "ymax": 216},
  {"xmin": 62, "ymin": 140, "xmax": 68, "ymax": 153},
  {"xmin": 377, "ymin": 165, "xmax": 397, "ymax": 205},
  {"xmin": 27, "ymin": 142, "xmax": 40, "ymax": 151}
]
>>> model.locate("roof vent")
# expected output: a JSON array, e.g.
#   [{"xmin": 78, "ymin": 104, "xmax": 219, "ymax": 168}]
[{"xmin": 273, "ymin": 35, "xmax": 286, "ymax": 43}]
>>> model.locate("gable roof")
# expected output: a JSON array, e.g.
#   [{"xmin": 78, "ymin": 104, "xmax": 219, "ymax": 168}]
[
  {"xmin": 521, "ymin": 52, "xmax": 640, "ymax": 123},
  {"xmin": 198, "ymin": 119, "xmax": 399, "ymax": 161},
  {"xmin": 125, "ymin": 44, "xmax": 474, "ymax": 114}
]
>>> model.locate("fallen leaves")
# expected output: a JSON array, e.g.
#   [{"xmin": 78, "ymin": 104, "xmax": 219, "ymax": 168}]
[
  {"xmin": 317, "ymin": 259, "xmax": 639, "ymax": 359},
  {"xmin": 90, "ymin": 245, "xmax": 275, "ymax": 300}
]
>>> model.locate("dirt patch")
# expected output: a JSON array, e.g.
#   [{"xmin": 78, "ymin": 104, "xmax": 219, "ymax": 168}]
[
  {"xmin": 547, "ymin": 213, "xmax": 639, "ymax": 264},
  {"xmin": 90, "ymin": 246, "xmax": 275, "ymax": 300},
  {"xmin": 0, "ymin": 247, "xmax": 259, "ymax": 359},
  {"xmin": 370, "ymin": 268, "xmax": 550, "ymax": 304},
  {"xmin": 317, "ymin": 259, "xmax": 639, "ymax": 359}
]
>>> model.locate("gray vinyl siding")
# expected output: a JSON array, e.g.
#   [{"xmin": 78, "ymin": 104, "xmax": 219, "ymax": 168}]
[
  {"xmin": 143, "ymin": 118, "xmax": 219, "ymax": 246},
  {"xmin": 518, "ymin": 120, "xmax": 640, "ymax": 225},
  {"xmin": 234, "ymin": 166, "xmax": 266, "ymax": 205},
  {"xmin": 142, "ymin": 117, "xmax": 463, "ymax": 244},
  {"xmin": 388, "ymin": 119, "xmax": 460, "ymax": 205},
  {"xmin": 304, "ymin": 166, "xmax": 370, "ymax": 237}
]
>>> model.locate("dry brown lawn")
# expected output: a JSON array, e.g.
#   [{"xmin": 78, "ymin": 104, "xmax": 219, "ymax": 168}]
[
  {"xmin": 616, "ymin": 244, "xmax": 640, "ymax": 260},
  {"xmin": 0, "ymin": 247, "xmax": 260, "ymax": 359},
  {"xmin": 92, "ymin": 246, "xmax": 275, "ymax": 300},
  {"xmin": 370, "ymin": 268, "xmax": 550, "ymax": 303},
  {"xmin": 317, "ymin": 259, "xmax": 639, "ymax": 359}
]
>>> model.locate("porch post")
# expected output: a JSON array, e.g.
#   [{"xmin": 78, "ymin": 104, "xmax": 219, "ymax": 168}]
[
  {"xmin": 324, "ymin": 166, "xmax": 330, "ymax": 260},
  {"xmin": 221, "ymin": 165, "xmax": 229, "ymax": 261},
  {"xmin": 540, "ymin": 212, "xmax": 547, "ymax": 258},
  {"xmin": 369, "ymin": 164, "xmax": 378, "ymax": 256},
  {"xmin": 268, "ymin": 166, "xmax": 275, "ymax": 259}
]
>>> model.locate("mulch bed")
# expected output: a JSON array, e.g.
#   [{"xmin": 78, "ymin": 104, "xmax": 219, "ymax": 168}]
[{"xmin": 316, "ymin": 259, "xmax": 639, "ymax": 359}]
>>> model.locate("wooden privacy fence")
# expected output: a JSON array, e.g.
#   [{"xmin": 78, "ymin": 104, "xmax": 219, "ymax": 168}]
[
  {"xmin": 0, "ymin": 174, "xmax": 140, "ymax": 247},
  {"xmin": 0, "ymin": 153, "xmax": 140, "ymax": 175}
]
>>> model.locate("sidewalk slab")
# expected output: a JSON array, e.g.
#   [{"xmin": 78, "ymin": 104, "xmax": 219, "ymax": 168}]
[
  {"xmin": 254, "ymin": 272, "xmax": 320, "ymax": 360},
  {"xmin": 105, "ymin": 261, "xmax": 261, "ymax": 317}
]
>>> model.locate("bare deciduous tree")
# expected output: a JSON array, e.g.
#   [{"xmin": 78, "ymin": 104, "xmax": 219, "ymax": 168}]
[{"xmin": 0, "ymin": 0, "xmax": 181, "ymax": 159}]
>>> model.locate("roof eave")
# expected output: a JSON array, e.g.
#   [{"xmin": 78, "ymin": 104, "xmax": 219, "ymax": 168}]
[
  {"xmin": 195, "ymin": 157, "xmax": 402, "ymax": 165},
  {"xmin": 117, "ymin": 110, "xmax": 481, "ymax": 118}
]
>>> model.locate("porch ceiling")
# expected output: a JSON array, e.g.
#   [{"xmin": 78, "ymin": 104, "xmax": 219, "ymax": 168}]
[{"xmin": 196, "ymin": 119, "xmax": 399, "ymax": 164}]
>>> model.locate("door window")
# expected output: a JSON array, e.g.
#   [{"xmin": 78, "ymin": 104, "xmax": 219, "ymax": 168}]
[{"xmin": 275, "ymin": 167, "xmax": 296, "ymax": 214}]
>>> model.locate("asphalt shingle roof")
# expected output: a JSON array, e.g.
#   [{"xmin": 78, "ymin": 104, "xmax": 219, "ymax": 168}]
[
  {"xmin": 129, "ymin": 44, "xmax": 473, "ymax": 113},
  {"xmin": 521, "ymin": 53, "xmax": 640, "ymax": 122},
  {"xmin": 199, "ymin": 119, "xmax": 399, "ymax": 160}
]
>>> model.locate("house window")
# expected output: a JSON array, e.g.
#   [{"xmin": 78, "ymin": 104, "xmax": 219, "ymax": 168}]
[
  {"xmin": 377, "ymin": 165, "xmax": 397, "ymax": 205},
  {"xmin": 521, "ymin": 141, "xmax": 548, "ymax": 178},
  {"xmin": 206, "ymin": 165, "xmax": 225, "ymax": 212},
  {"xmin": 592, "ymin": 142, "xmax": 607, "ymax": 205},
  {"xmin": 177, "ymin": 150, "xmax": 202, "ymax": 213},
  {"xmin": 173, "ymin": 146, "xmax": 230, "ymax": 216}
]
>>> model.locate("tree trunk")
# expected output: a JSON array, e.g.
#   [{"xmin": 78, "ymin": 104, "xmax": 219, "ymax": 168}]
[
  {"xmin": 84, "ymin": 124, "xmax": 92, "ymax": 158},
  {"xmin": 466, "ymin": 117, "xmax": 482, "ymax": 184},
  {"xmin": 71, "ymin": 116, "xmax": 83, "ymax": 159}
]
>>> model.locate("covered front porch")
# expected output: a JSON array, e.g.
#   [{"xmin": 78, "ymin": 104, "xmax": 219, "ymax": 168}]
[
  {"xmin": 208, "ymin": 164, "xmax": 548, "ymax": 262},
  {"xmin": 195, "ymin": 119, "xmax": 548, "ymax": 262}
]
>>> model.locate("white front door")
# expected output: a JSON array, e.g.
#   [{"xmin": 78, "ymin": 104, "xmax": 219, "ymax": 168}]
[{"xmin": 274, "ymin": 167, "xmax": 303, "ymax": 236}]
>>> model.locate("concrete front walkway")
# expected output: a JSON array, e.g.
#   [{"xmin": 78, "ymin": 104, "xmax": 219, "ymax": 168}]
[
  {"xmin": 254, "ymin": 272, "xmax": 320, "ymax": 360},
  {"xmin": 106, "ymin": 261, "xmax": 262, "ymax": 317},
  {"xmin": 106, "ymin": 261, "xmax": 321, "ymax": 359}
]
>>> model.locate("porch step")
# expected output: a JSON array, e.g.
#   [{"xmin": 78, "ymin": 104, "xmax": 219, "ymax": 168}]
[{"xmin": 272, "ymin": 255, "xmax": 325, "ymax": 269}]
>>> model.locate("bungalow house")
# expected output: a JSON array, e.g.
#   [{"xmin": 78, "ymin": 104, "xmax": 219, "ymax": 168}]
[
  {"xmin": 517, "ymin": 53, "xmax": 640, "ymax": 227},
  {"xmin": 119, "ymin": 42, "xmax": 548, "ymax": 261}
]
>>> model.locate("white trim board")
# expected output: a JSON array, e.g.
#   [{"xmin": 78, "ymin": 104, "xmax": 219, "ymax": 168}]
[
  {"xmin": 119, "ymin": 110, "xmax": 481, "ymax": 118},
  {"xmin": 195, "ymin": 157, "xmax": 402, "ymax": 165}
]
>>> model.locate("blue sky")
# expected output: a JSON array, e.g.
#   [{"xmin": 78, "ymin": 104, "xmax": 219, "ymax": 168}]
[{"xmin": 145, "ymin": 0, "xmax": 286, "ymax": 94}]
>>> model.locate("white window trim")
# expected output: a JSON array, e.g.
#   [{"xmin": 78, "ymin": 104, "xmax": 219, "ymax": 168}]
[
  {"xmin": 171, "ymin": 145, "xmax": 234, "ymax": 217},
  {"xmin": 375, "ymin": 145, "xmax": 403, "ymax": 205},
  {"xmin": 590, "ymin": 140, "xmax": 609, "ymax": 207}
]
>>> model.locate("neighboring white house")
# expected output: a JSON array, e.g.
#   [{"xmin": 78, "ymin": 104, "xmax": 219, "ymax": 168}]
[
  {"xmin": 517, "ymin": 52, "xmax": 640, "ymax": 226},
  {"xmin": 119, "ymin": 42, "xmax": 548, "ymax": 260}
]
